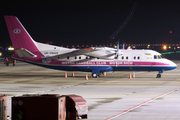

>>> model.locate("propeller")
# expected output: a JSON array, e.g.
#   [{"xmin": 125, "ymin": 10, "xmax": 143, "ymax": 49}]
[
  {"xmin": 115, "ymin": 40, "xmax": 120, "ymax": 59},
  {"xmin": 123, "ymin": 41, "xmax": 125, "ymax": 50}
]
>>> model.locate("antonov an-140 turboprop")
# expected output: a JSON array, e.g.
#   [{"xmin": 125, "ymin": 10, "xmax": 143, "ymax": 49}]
[{"xmin": 4, "ymin": 16, "xmax": 177, "ymax": 78}]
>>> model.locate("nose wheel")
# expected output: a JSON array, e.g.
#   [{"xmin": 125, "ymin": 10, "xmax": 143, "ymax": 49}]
[
  {"xmin": 157, "ymin": 70, "xmax": 163, "ymax": 78},
  {"xmin": 156, "ymin": 73, "xmax": 161, "ymax": 78}
]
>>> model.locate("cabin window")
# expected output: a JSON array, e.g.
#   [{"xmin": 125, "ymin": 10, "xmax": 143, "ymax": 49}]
[
  {"xmin": 75, "ymin": 56, "xmax": 77, "ymax": 59},
  {"xmin": 67, "ymin": 56, "xmax": 69, "ymax": 59},
  {"xmin": 122, "ymin": 56, "xmax": 124, "ymax": 59},
  {"xmin": 134, "ymin": 56, "xmax": 136, "ymax": 59},
  {"xmin": 86, "ymin": 56, "xmax": 88, "ymax": 59},
  {"xmin": 137, "ymin": 56, "xmax": 140, "ymax": 59},
  {"xmin": 126, "ymin": 56, "xmax": 128, "ymax": 59},
  {"xmin": 79, "ymin": 56, "xmax": 81, "ymax": 59},
  {"xmin": 97, "ymin": 58, "xmax": 99, "ymax": 59},
  {"xmin": 58, "ymin": 57, "xmax": 59, "ymax": 59}
]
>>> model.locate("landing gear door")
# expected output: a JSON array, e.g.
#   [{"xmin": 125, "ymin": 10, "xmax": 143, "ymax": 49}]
[{"xmin": 132, "ymin": 55, "xmax": 141, "ymax": 66}]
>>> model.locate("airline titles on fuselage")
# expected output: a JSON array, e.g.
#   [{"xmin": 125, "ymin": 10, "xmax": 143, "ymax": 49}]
[
  {"xmin": 61, "ymin": 61, "xmax": 133, "ymax": 65},
  {"xmin": 44, "ymin": 52, "xmax": 58, "ymax": 54}
]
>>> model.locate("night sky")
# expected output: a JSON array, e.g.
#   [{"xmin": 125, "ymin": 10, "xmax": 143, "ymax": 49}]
[{"xmin": 1, "ymin": 0, "xmax": 180, "ymax": 47}]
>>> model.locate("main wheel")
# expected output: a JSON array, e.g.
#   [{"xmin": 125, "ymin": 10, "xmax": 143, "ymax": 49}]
[{"xmin": 92, "ymin": 73, "xmax": 98, "ymax": 78}]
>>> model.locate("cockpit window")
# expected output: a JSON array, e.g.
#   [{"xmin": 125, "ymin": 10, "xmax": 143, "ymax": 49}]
[
  {"xmin": 154, "ymin": 55, "xmax": 162, "ymax": 59},
  {"xmin": 158, "ymin": 55, "xmax": 161, "ymax": 59},
  {"xmin": 160, "ymin": 55, "xmax": 164, "ymax": 58},
  {"xmin": 154, "ymin": 55, "xmax": 157, "ymax": 59}
]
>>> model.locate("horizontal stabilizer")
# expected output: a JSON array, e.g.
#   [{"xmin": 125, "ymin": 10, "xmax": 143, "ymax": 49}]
[{"xmin": 16, "ymin": 48, "xmax": 37, "ymax": 58}]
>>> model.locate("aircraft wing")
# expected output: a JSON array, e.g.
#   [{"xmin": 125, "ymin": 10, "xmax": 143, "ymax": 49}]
[
  {"xmin": 51, "ymin": 49, "xmax": 116, "ymax": 60},
  {"xmin": 51, "ymin": 49, "xmax": 98, "ymax": 59}
]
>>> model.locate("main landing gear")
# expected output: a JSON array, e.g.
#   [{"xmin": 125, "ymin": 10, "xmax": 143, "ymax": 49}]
[
  {"xmin": 91, "ymin": 69, "xmax": 100, "ymax": 78},
  {"xmin": 156, "ymin": 70, "xmax": 163, "ymax": 78},
  {"xmin": 92, "ymin": 73, "xmax": 98, "ymax": 78}
]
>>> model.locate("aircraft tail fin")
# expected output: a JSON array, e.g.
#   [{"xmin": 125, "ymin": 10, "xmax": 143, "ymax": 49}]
[{"xmin": 4, "ymin": 16, "xmax": 39, "ymax": 54}]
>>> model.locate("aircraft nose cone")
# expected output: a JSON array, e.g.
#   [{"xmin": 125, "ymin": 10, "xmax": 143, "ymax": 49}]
[{"xmin": 170, "ymin": 61, "xmax": 177, "ymax": 69}]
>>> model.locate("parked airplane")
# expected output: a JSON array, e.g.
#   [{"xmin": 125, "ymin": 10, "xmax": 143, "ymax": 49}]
[{"xmin": 4, "ymin": 16, "xmax": 177, "ymax": 78}]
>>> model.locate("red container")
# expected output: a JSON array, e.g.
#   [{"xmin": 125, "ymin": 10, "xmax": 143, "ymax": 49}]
[
  {"xmin": 0, "ymin": 94, "xmax": 7, "ymax": 120},
  {"xmin": 12, "ymin": 94, "xmax": 66, "ymax": 120},
  {"xmin": 12, "ymin": 94, "xmax": 88, "ymax": 120},
  {"xmin": 64, "ymin": 95, "xmax": 88, "ymax": 119}
]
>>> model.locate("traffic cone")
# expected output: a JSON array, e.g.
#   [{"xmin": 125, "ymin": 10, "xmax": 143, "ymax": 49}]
[
  {"xmin": 85, "ymin": 73, "xmax": 88, "ymax": 80},
  {"xmin": 64, "ymin": 72, "xmax": 67, "ymax": 78},
  {"xmin": 132, "ymin": 72, "xmax": 135, "ymax": 78},
  {"xmin": 129, "ymin": 73, "xmax": 131, "ymax": 79},
  {"xmin": 103, "ymin": 72, "xmax": 106, "ymax": 76},
  {"xmin": 72, "ymin": 71, "xmax": 74, "ymax": 77}
]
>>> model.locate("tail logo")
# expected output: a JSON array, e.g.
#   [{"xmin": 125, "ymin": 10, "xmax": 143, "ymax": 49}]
[{"xmin": 13, "ymin": 29, "xmax": 21, "ymax": 34}]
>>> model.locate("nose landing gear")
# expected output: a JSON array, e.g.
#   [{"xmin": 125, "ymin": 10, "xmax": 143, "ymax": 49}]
[
  {"xmin": 156, "ymin": 73, "xmax": 161, "ymax": 78},
  {"xmin": 156, "ymin": 70, "xmax": 163, "ymax": 78}
]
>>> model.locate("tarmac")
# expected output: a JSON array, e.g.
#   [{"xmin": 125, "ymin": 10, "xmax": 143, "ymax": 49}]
[{"xmin": 0, "ymin": 60, "xmax": 180, "ymax": 120}]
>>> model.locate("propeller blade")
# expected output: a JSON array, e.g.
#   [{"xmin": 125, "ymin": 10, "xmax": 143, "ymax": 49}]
[
  {"xmin": 123, "ymin": 42, "xmax": 125, "ymax": 50},
  {"xmin": 115, "ymin": 40, "xmax": 120, "ymax": 59}
]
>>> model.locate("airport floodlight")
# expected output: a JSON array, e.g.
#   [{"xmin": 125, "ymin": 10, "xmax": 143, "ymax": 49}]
[
  {"xmin": 8, "ymin": 47, "xmax": 14, "ymax": 51},
  {"xmin": 163, "ymin": 45, "xmax": 167, "ymax": 50}
]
